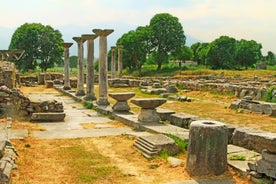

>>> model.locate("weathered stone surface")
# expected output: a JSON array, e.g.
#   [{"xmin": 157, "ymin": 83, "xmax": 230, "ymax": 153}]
[
  {"xmin": 156, "ymin": 108, "xmax": 175, "ymax": 121},
  {"xmin": 167, "ymin": 157, "xmax": 183, "ymax": 167},
  {"xmin": 166, "ymin": 84, "xmax": 178, "ymax": 93},
  {"xmin": 186, "ymin": 120, "xmax": 228, "ymax": 176},
  {"xmin": 45, "ymin": 80, "xmax": 54, "ymax": 88},
  {"xmin": 131, "ymin": 98, "xmax": 166, "ymax": 109},
  {"xmin": 262, "ymin": 103, "xmax": 276, "ymax": 116},
  {"xmin": 256, "ymin": 159, "xmax": 276, "ymax": 179},
  {"xmin": 152, "ymin": 82, "xmax": 161, "ymax": 88},
  {"xmin": 262, "ymin": 150, "xmax": 276, "ymax": 163},
  {"xmin": 30, "ymin": 112, "xmax": 66, "ymax": 122},
  {"xmin": 231, "ymin": 128, "xmax": 276, "ymax": 153},
  {"xmin": 138, "ymin": 108, "xmax": 160, "ymax": 123},
  {"xmin": 170, "ymin": 113, "xmax": 200, "ymax": 129}
]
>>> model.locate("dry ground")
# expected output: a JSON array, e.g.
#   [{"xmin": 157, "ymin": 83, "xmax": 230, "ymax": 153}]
[
  {"xmin": 11, "ymin": 135, "xmax": 251, "ymax": 184},
  {"xmin": 8, "ymin": 85, "xmax": 268, "ymax": 183}
]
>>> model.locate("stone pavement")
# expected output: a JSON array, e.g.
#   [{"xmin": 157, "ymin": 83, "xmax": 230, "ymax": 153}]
[{"xmin": 8, "ymin": 92, "xmax": 151, "ymax": 139}]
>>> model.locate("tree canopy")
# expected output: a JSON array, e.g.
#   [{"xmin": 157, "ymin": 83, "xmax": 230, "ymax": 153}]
[
  {"xmin": 117, "ymin": 26, "xmax": 151, "ymax": 76},
  {"xmin": 149, "ymin": 13, "xmax": 186, "ymax": 70},
  {"xmin": 9, "ymin": 23, "xmax": 63, "ymax": 72}
]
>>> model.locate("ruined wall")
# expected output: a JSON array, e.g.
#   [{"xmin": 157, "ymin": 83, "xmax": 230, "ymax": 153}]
[
  {"xmin": 0, "ymin": 85, "xmax": 63, "ymax": 118},
  {"xmin": 0, "ymin": 61, "xmax": 16, "ymax": 89}
]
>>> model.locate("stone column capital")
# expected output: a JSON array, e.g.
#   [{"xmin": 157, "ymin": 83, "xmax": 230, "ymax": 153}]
[
  {"xmin": 92, "ymin": 29, "xmax": 114, "ymax": 36},
  {"xmin": 81, "ymin": 34, "xmax": 98, "ymax": 41},
  {"xmin": 62, "ymin": 42, "xmax": 73, "ymax": 48},
  {"xmin": 111, "ymin": 46, "xmax": 116, "ymax": 50},
  {"xmin": 72, "ymin": 37, "xmax": 85, "ymax": 44}
]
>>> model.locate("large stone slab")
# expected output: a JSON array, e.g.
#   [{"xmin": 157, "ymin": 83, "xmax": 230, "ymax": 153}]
[
  {"xmin": 30, "ymin": 112, "xmax": 66, "ymax": 122},
  {"xmin": 170, "ymin": 113, "xmax": 200, "ymax": 128},
  {"xmin": 231, "ymin": 128, "xmax": 276, "ymax": 153}
]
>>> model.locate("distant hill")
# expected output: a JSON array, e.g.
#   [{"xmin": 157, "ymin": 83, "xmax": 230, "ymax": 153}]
[{"xmin": 0, "ymin": 25, "xmax": 202, "ymax": 56}]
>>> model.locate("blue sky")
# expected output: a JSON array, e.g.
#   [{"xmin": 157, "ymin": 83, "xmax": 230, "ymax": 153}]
[{"xmin": 0, "ymin": 0, "xmax": 275, "ymax": 55}]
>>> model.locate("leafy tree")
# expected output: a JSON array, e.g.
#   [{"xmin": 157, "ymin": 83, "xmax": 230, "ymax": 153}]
[
  {"xmin": 170, "ymin": 46, "xmax": 193, "ymax": 68},
  {"xmin": 117, "ymin": 26, "xmax": 151, "ymax": 76},
  {"xmin": 149, "ymin": 13, "xmax": 186, "ymax": 70},
  {"xmin": 235, "ymin": 39, "xmax": 262, "ymax": 69},
  {"xmin": 206, "ymin": 36, "xmax": 236, "ymax": 69},
  {"xmin": 69, "ymin": 56, "xmax": 78, "ymax": 68},
  {"xmin": 9, "ymin": 23, "xmax": 63, "ymax": 72},
  {"xmin": 265, "ymin": 51, "xmax": 276, "ymax": 65},
  {"xmin": 190, "ymin": 42, "xmax": 201, "ymax": 61},
  {"xmin": 196, "ymin": 43, "xmax": 209, "ymax": 65}
]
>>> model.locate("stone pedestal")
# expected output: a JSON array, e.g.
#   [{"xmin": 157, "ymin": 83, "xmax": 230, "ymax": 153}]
[
  {"xmin": 62, "ymin": 42, "xmax": 73, "ymax": 90},
  {"xmin": 117, "ymin": 45, "xmax": 123, "ymax": 78},
  {"xmin": 186, "ymin": 120, "xmax": 228, "ymax": 176},
  {"xmin": 73, "ymin": 37, "xmax": 85, "ymax": 96},
  {"xmin": 111, "ymin": 46, "xmax": 116, "ymax": 79},
  {"xmin": 109, "ymin": 92, "xmax": 135, "ymax": 112},
  {"xmin": 131, "ymin": 98, "xmax": 166, "ymax": 123},
  {"xmin": 82, "ymin": 34, "xmax": 98, "ymax": 101},
  {"xmin": 93, "ymin": 29, "xmax": 114, "ymax": 106}
]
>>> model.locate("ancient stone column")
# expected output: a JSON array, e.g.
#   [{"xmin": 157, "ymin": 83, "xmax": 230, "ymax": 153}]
[
  {"xmin": 186, "ymin": 120, "xmax": 228, "ymax": 176},
  {"xmin": 117, "ymin": 45, "xmax": 123, "ymax": 78},
  {"xmin": 111, "ymin": 46, "xmax": 116, "ymax": 79},
  {"xmin": 93, "ymin": 29, "xmax": 114, "ymax": 106},
  {"xmin": 82, "ymin": 34, "xmax": 98, "ymax": 101},
  {"xmin": 62, "ymin": 42, "xmax": 73, "ymax": 90},
  {"xmin": 72, "ymin": 37, "xmax": 85, "ymax": 96}
]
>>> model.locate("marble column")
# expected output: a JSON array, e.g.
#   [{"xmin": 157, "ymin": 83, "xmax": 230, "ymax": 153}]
[
  {"xmin": 72, "ymin": 37, "xmax": 85, "ymax": 96},
  {"xmin": 111, "ymin": 46, "xmax": 116, "ymax": 79},
  {"xmin": 117, "ymin": 45, "xmax": 123, "ymax": 78},
  {"xmin": 62, "ymin": 43, "xmax": 73, "ymax": 90},
  {"xmin": 92, "ymin": 29, "xmax": 114, "ymax": 106},
  {"xmin": 82, "ymin": 34, "xmax": 98, "ymax": 101}
]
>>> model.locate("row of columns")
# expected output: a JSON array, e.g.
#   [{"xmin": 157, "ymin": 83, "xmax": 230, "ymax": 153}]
[{"xmin": 62, "ymin": 29, "xmax": 123, "ymax": 105}]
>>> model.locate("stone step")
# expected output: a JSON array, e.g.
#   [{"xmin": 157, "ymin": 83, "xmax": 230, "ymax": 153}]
[
  {"xmin": 136, "ymin": 136, "xmax": 159, "ymax": 149},
  {"xmin": 133, "ymin": 142, "xmax": 159, "ymax": 159},
  {"xmin": 134, "ymin": 139, "xmax": 159, "ymax": 153}
]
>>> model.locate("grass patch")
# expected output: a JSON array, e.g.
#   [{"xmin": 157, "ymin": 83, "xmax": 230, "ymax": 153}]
[
  {"xmin": 59, "ymin": 142, "xmax": 123, "ymax": 183},
  {"xmin": 228, "ymin": 155, "xmax": 246, "ymax": 161},
  {"xmin": 166, "ymin": 134, "xmax": 188, "ymax": 151},
  {"xmin": 83, "ymin": 101, "xmax": 93, "ymax": 109}
]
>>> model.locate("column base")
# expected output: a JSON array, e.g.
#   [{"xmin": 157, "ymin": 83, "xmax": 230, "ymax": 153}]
[
  {"xmin": 76, "ymin": 90, "xmax": 85, "ymax": 96},
  {"xmin": 112, "ymin": 101, "xmax": 130, "ymax": 112},
  {"xmin": 83, "ymin": 94, "xmax": 97, "ymax": 101},
  {"xmin": 63, "ymin": 86, "xmax": 71, "ymax": 90},
  {"xmin": 96, "ymin": 97, "xmax": 110, "ymax": 106},
  {"xmin": 138, "ymin": 108, "xmax": 160, "ymax": 123}
]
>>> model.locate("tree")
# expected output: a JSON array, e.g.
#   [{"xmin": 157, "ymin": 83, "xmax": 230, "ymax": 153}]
[
  {"xmin": 117, "ymin": 26, "xmax": 151, "ymax": 76},
  {"xmin": 206, "ymin": 36, "xmax": 236, "ymax": 69},
  {"xmin": 195, "ymin": 43, "xmax": 209, "ymax": 65},
  {"xmin": 235, "ymin": 39, "xmax": 262, "ymax": 69},
  {"xmin": 9, "ymin": 23, "xmax": 63, "ymax": 72},
  {"xmin": 265, "ymin": 51, "xmax": 276, "ymax": 66},
  {"xmin": 190, "ymin": 42, "xmax": 201, "ymax": 62},
  {"xmin": 149, "ymin": 13, "xmax": 186, "ymax": 70},
  {"xmin": 69, "ymin": 56, "xmax": 78, "ymax": 68}
]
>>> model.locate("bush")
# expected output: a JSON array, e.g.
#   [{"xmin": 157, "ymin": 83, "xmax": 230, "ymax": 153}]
[{"xmin": 264, "ymin": 86, "xmax": 276, "ymax": 103}]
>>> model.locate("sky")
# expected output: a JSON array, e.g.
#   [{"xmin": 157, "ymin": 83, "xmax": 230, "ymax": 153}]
[{"xmin": 0, "ymin": 0, "xmax": 275, "ymax": 56}]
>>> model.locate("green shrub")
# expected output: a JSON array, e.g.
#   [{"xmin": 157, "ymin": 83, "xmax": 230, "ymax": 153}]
[{"xmin": 264, "ymin": 86, "xmax": 276, "ymax": 103}]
